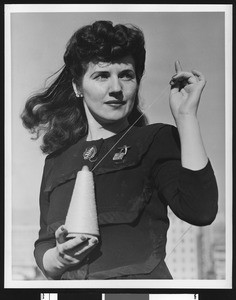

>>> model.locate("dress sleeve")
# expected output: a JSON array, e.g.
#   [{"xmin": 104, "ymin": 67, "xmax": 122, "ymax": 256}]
[
  {"xmin": 152, "ymin": 125, "xmax": 218, "ymax": 226},
  {"xmin": 34, "ymin": 156, "xmax": 56, "ymax": 276}
]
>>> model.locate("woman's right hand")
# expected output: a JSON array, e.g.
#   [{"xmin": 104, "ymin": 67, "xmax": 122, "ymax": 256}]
[{"xmin": 43, "ymin": 225, "xmax": 98, "ymax": 279}]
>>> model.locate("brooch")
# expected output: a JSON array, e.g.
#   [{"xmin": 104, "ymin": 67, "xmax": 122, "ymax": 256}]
[
  {"xmin": 113, "ymin": 145, "xmax": 131, "ymax": 161},
  {"xmin": 83, "ymin": 146, "xmax": 98, "ymax": 162}
]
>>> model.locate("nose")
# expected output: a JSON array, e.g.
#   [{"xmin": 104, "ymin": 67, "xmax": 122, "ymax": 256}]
[{"xmin": 110, "ymin": 76, "xmax": 122, "ymax": 93}]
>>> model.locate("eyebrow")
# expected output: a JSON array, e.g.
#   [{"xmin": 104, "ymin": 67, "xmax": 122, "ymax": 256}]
[{"xmin": 119, "ymin": 69, "xmax": 135, "ymax": 74}]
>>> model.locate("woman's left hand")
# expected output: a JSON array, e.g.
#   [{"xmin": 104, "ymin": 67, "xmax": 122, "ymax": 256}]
[{"xmin": 169, "ymin": 60, "xmax": 206, "ymax": 122}]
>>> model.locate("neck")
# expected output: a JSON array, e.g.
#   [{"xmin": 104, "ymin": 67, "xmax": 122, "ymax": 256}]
[{"xmin": 84, "ymin": 105, "xmax": 129, "ymax": 141}]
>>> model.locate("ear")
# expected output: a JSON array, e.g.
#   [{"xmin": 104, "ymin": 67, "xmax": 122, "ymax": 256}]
[{"xmin": 72, "ymin": 79, "xmax": 82, "ymax": 97}]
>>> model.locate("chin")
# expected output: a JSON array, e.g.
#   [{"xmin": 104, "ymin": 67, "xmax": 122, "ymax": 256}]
[
  {"xmin": 99, "ymin": 111, "xmax": 128, "ymax": 122},
  {"xmin": 99, "ymin": 115, "xmax": 128, "ymax": 125}
]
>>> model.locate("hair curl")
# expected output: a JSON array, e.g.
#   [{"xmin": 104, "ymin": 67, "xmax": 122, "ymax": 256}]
[{"xmin": 21, "ymin": 20, "xmax": 147, "ymax": 154}]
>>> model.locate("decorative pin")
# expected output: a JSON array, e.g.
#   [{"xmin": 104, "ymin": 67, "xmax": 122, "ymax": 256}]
[
  {"xmin": 113, "ymin": 145, "xmax": 131, "ymax": 161},
  {"xmin": 83, "ymin": 146, "xmax": 98, "ymax": 162}
]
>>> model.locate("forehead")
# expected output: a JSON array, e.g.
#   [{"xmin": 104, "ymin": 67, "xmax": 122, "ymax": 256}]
[{"xmin": 85, "ymin": 55, "xmax": 135, "ymax": 73}]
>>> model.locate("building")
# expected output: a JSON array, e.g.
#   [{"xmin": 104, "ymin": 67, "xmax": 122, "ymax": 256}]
[
  {"xmin": 165, "ymin": 209, "xmax": 200, "ymax": 279},
  {"xmin": 166, "ymin": 209, "xmax": 226, "ymax": 280}
]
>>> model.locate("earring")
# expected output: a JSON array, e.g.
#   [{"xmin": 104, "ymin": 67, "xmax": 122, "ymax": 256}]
[{"xmin": 75, "ymin": 92, "xmax": 84, "ymax": 98}]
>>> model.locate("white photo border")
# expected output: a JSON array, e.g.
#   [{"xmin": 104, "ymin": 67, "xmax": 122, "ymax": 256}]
[{"xmin": 4, "ymin": 3, "xmax": 233, "ymax": 289}]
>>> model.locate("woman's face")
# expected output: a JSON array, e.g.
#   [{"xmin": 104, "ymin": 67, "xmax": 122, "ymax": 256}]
[{"xmin": 76, "ymin": 55, "xmax": 138, "ymax": 125}]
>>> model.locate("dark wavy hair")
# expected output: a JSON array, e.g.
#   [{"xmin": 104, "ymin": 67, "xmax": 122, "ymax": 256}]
[{"xmin": 21, "ymin": 20, "xmax": 147, "ymax": 154}]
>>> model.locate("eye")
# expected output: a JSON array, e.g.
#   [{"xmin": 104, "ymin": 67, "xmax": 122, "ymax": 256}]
[
  {"xmin": 120, "ymin": 71, "xmax": 136, "ymax": 81},
  {"xmin": 94, "ymin": 72, "xmax": 109, "ymax": 81}
]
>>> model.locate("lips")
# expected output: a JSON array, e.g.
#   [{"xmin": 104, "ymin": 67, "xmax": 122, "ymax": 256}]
[{"xmin": 105, "ymin": 100, "xmax": 126, "ymax": 105}]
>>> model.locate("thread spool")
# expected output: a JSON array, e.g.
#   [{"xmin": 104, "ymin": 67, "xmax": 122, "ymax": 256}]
[{"xmin": 65, "ymin": 165, "xmax": 99, "ymax": 240}]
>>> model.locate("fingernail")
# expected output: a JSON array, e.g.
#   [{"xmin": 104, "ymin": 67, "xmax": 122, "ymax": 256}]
[
  {"xmin": 61, "ymin": 226, "xmax": 65, "ymax": 231},
  {"xmin": 92, "ymin": 238, "xmax": 98, "ymax": 244},
  {"xmin": 81, "ymin": 235, "xmax": 87, "ymax": 241},
  {"xmin": 169, "ymin": 80, "xmax": 174, "ymax": 85}
]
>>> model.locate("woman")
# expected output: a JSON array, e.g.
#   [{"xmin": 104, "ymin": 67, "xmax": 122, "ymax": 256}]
[{"xmin": 21, "ymin": 20, "xmax": 218, "ymax": 280}]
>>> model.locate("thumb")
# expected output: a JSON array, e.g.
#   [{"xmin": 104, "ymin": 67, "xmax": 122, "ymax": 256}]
[{"xmin": 55, "ymin": 225, "xmax": 68, "ymax": 244}]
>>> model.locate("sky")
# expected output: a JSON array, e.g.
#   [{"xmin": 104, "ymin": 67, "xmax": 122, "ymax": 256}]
[{"xmin": 5, "ymin": 3, "xmax": 232, "ymax": 288}]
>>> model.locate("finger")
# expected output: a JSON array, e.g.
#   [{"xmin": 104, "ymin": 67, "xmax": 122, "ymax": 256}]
[
  {"xmin": 175, "ymin": 60, "xmax": 182, "ymax": 74},
  {"xmin": 172, "ymin": 71, "xmax": 196, "ymax": 84},
  {"xmin": 55, "ymin": 225, "xmax": 68, "ymax": 244},
  {"xmin": 62, "ymin": 235, "xmax": 89, "ymax": 251},
  {"xmin": 90, "ymin": 236, "xmax": 99, "ymax": 244},
  {"xmin": 74, "ymin": 238, "xmax": 98, "ymax": 256},
  {"xmin": 192, "ymin": 69, "xmax": 206, "ymax": 84},
  {"xmin": 59, "ymin": 252, "xmax": 80, "ymax": 264}
]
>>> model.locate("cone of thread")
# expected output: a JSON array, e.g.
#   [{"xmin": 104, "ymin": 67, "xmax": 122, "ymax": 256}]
[{"xmin": 65, "ymin": 165, "xmax": 99, "ymax": 237}]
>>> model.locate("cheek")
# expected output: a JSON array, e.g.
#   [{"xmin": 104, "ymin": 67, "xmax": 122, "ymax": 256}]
[
  {"xmin": 83, "ymin": 85, "xmax": 106, "ymax": 103},
  {"xmin": 126, "ymin": 85, "xmax": 138, "ymax": 102}
]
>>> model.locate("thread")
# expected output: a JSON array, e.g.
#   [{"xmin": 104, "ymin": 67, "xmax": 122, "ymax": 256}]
[
  {"xmin": 65, "ymin": 85, "xmax": 169, "ymax": 239},
  {"xmin": 65, "ymin": 165, "xmax": 99, "ymax": 237},
  {"xmin": 165, "ymin": 225, "xmax": 193, "ymax": 262},
  {"xmin": 88, "ymin": 83, "xmax": 192, "ymax": 259},
  {"xmin": 91, "ymin": 84, "xmax": 170, "ymax": 172},
  {"xmin": 65, "ymin": 83, "xmax": 191, "ymax": 258}
]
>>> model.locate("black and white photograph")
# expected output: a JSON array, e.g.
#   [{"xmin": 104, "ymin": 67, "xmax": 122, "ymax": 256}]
[{"xmin": 5, "ymin": 4, "xmax": 232, "ymax": 289}]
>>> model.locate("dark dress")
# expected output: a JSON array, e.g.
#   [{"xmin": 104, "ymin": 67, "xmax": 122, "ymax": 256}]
[{"xmin": 34, "ymin": 123, "xmax": 218, "ymax": 279}]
